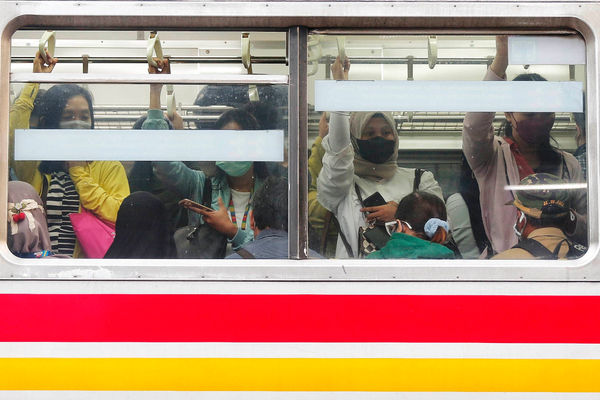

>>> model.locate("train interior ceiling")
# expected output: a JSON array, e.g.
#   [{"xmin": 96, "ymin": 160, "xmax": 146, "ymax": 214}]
[{"xmin": 10, "ymin": 30, "xmax": 585, "ymax": 196}]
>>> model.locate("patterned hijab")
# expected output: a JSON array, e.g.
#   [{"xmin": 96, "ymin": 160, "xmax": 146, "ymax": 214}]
[
  {"xmin": 349, "ymin": 111, "xmax": 399, "ymax": 180},
  {"xmin": 7, "ymin": 181, "xmax": 53, "ymax": 256}
]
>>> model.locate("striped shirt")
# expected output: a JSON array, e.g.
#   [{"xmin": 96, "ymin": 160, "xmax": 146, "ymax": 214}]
[{"xmin": 46, "ymin": 172, "xmax": 80, "ymax": 256}]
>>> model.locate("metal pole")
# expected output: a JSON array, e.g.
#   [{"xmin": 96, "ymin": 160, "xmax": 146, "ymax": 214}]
[
  {"xmin": 10, "ymin": 56, "xmax": 287, "ymax": 64},
  {"xmin": 288, "ymin": 26, "xmax": 308, "ymax": 260}
]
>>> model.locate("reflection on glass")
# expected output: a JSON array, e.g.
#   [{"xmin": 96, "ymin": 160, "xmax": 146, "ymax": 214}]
[
  {"xmin": 9, "ymin": 29, "xmax": 290, "ymax": 260},
  {"xmin": 308, "ymin": 34, "xmax": 587, "ymax": 260}
]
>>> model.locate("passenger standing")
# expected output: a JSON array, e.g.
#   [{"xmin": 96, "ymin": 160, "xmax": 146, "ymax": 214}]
[
  {"xmin": 10, "ymin": 51, "xmax": 129, "ymax": 257},
  {"xmin": 462, "ymin": 35, "xmax": 586, "ymax": 254},
  {"xmin": 317, "ymin": 57, "xmax": 443, "ymax": 258}
]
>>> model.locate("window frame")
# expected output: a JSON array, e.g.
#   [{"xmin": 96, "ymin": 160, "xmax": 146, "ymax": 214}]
[{"xmin": 0, "ymin": 0, "xmax": 598, "ymax": 282}]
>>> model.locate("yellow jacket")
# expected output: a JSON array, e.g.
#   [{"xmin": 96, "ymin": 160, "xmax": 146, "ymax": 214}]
[
  {"xmin": 308, "ymin": 136, "xmax": 338, "ymax": 257},
  {"xmin": 10, "ymin": 83, "xmax": 130, "ymax": 257}
]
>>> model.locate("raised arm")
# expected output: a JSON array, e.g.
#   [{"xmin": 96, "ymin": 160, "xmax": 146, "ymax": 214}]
[
  {"xmin": 316, "ymin": 56, "xmax": 355, "ymax": 212},
  {"xmin": 462, "ymin": 36, "xmax": 507, "ymax": 174}
]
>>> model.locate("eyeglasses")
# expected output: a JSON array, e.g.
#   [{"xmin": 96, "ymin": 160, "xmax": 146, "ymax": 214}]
[{"xmin": 384, "ymin": 220, "xmax": 412, "ymax": 235}]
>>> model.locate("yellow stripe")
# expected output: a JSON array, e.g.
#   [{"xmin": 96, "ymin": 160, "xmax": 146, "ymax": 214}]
[{"xmin": 1, "ymin": 358, "xmax": 599, "ymax": 392}]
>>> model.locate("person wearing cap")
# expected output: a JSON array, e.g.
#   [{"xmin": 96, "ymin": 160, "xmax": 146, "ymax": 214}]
[{"xmin": 493, "ymin": 173, "xmax": 583, "ymax": 260}]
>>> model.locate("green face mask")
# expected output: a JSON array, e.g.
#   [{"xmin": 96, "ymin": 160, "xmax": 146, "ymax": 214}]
[{"xmin": 216, "ymin": 161, "xmax": 252, "ymax": 177}]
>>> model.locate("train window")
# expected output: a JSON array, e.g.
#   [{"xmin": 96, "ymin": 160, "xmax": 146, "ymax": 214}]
[
  {"xmin": 1, "ymin": 2, "xmax": 597, "ymax": 280},
  {"xmin": 308, "ymin": 34, "xmax": 588, "ymax": 261},
  {"xmin": 8, "ymin": 30, "xmax": 289, "ymax": 261}
]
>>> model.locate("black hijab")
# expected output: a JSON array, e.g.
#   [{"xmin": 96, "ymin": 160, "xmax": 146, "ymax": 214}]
[{"xmin": 104, "ymin": 191, "xmax": 176, "ymax": 259}]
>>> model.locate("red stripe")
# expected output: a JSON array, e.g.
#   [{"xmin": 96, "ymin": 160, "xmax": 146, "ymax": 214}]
[{"xmin": 0, "ymin": 294, "xmax": 599, "ymax": 343}]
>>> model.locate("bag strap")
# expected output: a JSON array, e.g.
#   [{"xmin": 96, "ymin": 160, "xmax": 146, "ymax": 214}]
[
  {"xmin": 413, "ymin": 168, "xmax": 423, "ymax": 192},
  {"xmin": 332, "ymin": 216, "xmax": 354, "ymax": 258},
  {"xmin": 201, "ymin": 177, "xmax": 212, "ymax": 208},
  {"xmin": 236, "ymin": 248, "xmax": 256, "ymax": 259},
  {"xmin": 41, "ymin": 175, "xmax": 49, "ymax": 209},
  {"xmin": 512, "ymin": 238, "xmax": 557, "ymax": 259}
]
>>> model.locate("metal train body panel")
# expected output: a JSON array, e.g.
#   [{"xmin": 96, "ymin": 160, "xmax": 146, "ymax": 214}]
[{"xmin": 0, "ymin": 1, "xmax": 599, "ymax": 398}]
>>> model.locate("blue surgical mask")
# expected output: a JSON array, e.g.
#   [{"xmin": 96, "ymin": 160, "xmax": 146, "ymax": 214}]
[
  {"xmin": 216, "ymin": 161, "xmax": 252, "ymax": 177},
  {"xmin": 59, "ymin": 120, "xmax": 92, "ymax": 129}
]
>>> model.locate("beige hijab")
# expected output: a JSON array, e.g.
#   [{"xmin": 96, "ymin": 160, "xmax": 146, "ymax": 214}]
[{"xmin": 350, "ymin": 111, "xmax": 399, "ymax": 180}]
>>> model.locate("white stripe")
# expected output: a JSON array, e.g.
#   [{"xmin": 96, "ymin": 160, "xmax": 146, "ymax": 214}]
[
  {"xmin": 15, "ymin": 129, "xmax": 284, "ymax": 161},
  {"xmin": 1, "ymin": 391, "xmax": 598, "ymax": 400},
  {"xmin": 314, "ymin": 80, "xmax": 583, "ymax": 112},
  {"xmin": 509, "ymin": 36, "xmax": 586, "ymax": 65},
  {"xmin": 506, "ymin": 183, "xmax": 587, "ymax": 191},
  {"xmin": 2, "ymin": 342, "xmax": 600, "ymax": 359},
  {"xmin": 1, "ymin": 280, "xmax": 600, "ymax": 295}
]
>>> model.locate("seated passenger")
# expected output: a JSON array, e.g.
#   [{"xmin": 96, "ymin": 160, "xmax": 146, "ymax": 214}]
[
  {"xmin": 462, "ymin": 35, "xmax": 586, "ymax": 255},
  {"xmin": 493, "ymin": 173, "xmax": 585, "ymax": 259},
  {"xmin": 317, "ymin": 57, "xmax": 443, "ymax": 258},
  {"xmin": 225, "ymin": 176, "xmax": 321, "ymax": 259},
  {"xmin": 367, "ymin": 191, "xmax": 455, "ymax": 259},
  {"xmin": 154, "ymin": 109, "xmax": 268, "ymax": 253},
  {"xmin": 10, "ymin": 51, "xmax": 129, "ymax": 257},
  {"xmin": 105, "ymin": 191, "xmax": 176, "ymax": 259},
  {"xmin": 7, "ymin": 181, "xmax": 67, "ymax": 258}
]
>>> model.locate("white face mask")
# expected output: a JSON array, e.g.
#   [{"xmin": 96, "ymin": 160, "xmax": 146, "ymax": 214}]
[{"xmin": 59, "ymin": 120, "xmax": 92, "ymax": 129}]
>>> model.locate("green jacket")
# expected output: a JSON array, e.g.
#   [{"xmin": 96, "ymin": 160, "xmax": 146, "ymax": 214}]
[{"xmin": 367, "ymin": 233, "xmax": 455, "ymax": 259}]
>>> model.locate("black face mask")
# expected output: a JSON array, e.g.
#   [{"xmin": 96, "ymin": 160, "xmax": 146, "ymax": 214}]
[{"xmin": 356, "ymin": 137, "xmax": 395, "ymax": 164}]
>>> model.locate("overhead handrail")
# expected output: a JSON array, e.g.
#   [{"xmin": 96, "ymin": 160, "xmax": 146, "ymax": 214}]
[
  {"xmin": 241, "ymin": 32, "xmax": 259, "ymax": 102},
  {"xmin": 11, "ymin": 56, "xmax": 287, "ymax": 64},
  {"xmin": 38, "ymin": 31, "xmax": 56, "ymax": 65}
]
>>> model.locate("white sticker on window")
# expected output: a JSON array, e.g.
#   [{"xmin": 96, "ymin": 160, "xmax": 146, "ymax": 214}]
[
  {"xmin": 315, "ymin": 80, "xmax": 583, "ymax": 112},
  {"xmin": 509, "ymin": 36, "xmax": 586, "ymax": 65},
  {"xmin": 14, "ymin": 129, "xmax": 285, "ymax": 161}
]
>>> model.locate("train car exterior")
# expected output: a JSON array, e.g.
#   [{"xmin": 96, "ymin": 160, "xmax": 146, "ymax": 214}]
[{"xmin": 0, "ymin": 1, "xmax": 599, "ymax": 399}]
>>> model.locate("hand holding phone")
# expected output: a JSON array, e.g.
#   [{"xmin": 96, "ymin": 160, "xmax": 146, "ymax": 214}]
[{"xmin": 179, "ymin": 198, "xmax": 214, "ymax": 212}]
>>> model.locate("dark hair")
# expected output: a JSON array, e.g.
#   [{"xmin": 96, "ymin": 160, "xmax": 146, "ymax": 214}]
[
  {"xmin": 499, "ymin": 73, "xmax": 562, "ymax": 168},
  {"xmin": 215, "ymin": 109, "xmax": 259, "ymax": 130},
  {"xmin": 104, "ymin": 191, "xmax": 176, "ymax": 259},
  {"xmin": 38, "ymin": 84, "xmax": 94, "ymax": 129},
  {"xmin": 38, "ymin": 84, "xmax": 95, "ymax": 174},
  {"xmin": 242, "ymin": 101, "xmax": 283, "ymax": 130},
  {"xmin": 30, "ymin": 88, "xmax": 47, "ymax": 123},
  {"xmin": 251, "ymin": 176, "xmax": 288, "ymax": 231},
  {"xmin": 214, "ymin": 109, "xmax": 268, "ymax": 179},
  {"xmin": 395, "ymin": 191, "xmax": 447, "ymax": 240},
  {"xmin": 528, "ymin": 213, "xmax": 570, "ymax": 230}
]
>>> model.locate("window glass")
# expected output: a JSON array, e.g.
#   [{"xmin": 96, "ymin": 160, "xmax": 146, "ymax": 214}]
[
  {"xmin": 8, "ymin": 30, "xmax": 290, "ymax": 260},
  {"xmin": 308, "ymin": 34, "xmax": 587, "ymax": 261}
]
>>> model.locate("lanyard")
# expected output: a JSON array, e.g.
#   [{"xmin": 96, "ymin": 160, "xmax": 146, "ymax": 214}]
[{"xmin": 228, "ymin": 186, "xmax": 254, "ymax": 230}]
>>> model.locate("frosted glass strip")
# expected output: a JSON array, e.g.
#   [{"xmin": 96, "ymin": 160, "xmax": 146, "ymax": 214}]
[
  {"xmin": 509, "ymin": 36, "xmax": 586, "ymax": 65},
  {"xmin": 14, "ymin": 129, "xmax": 284, "ymax": 161},
  {"xmin": 314, "ymin": 80, "xmax": 583, "ymax": 112}
]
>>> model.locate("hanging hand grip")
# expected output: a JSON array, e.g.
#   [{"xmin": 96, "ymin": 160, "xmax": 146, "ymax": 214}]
[
  {"xmin": 39, "ymin": 31, "xmax": 56, "ymax": 65},
  {"xmin": 147, "ymin": 32, "xmax": 163, "ymax": 68}
]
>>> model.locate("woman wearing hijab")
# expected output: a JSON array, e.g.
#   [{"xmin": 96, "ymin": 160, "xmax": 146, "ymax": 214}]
[
  {"xmin": 317, "ymin": 57, "xmax": 443, "ymax": 258},
  {"xmin": 105, "ymin": 192, "xmax": 176, "ymax": 259},
  {"xmin": 7, "ymin": 181, "xmax": 66, "ymax": 258}
]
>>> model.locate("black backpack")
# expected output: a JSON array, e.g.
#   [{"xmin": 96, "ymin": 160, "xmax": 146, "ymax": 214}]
[{"xmin": 512, "ymin": 237, "xmax": 587, "ymax": 260}]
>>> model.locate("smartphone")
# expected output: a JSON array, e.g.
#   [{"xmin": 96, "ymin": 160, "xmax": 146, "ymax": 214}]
[
  {"xmin": 362, "ymin": 191, "xmax": 386, "ymax": 208},
  {"xmin": 179, "ymin": 198, "xmax": 214, "ymax": 212}
]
